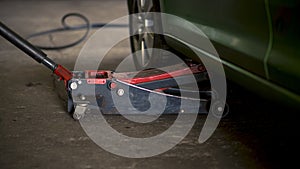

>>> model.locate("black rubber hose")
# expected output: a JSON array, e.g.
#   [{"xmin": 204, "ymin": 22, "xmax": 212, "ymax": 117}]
[{"xmin": 26, "ymin": 13, "xmax": 128, "ymax": 50}]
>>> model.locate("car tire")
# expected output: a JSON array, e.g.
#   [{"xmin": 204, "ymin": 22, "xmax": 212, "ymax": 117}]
[{"xmin": 127, "ymin": 0, "xmax": 166, "ymax": 70}]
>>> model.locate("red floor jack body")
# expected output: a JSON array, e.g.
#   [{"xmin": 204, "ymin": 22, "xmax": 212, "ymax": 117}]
[{"xmin": 0, "ymin": 22, "xmax": 212, "ymax": 120}]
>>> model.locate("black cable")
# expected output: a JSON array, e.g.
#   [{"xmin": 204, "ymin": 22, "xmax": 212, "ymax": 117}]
[{"xmin": 26, "ymin": 13, "xmax": 128, "ymax": 50}]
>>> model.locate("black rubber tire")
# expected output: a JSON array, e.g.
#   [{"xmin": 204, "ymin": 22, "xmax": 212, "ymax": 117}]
[{"xmin": 127, "ymin": 0, "xmax": 165, "ymax": 70}]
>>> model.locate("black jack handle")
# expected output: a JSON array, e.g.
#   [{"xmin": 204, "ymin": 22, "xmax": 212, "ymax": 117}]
[{"xmin": 0, "ymin": 21, "xmax": 72, "ymax": 82}]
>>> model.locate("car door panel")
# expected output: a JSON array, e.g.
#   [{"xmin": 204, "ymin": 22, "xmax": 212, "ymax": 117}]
[
  {"xmin": 161, "ymin": 0, "xmax": 269, "ymax": 77},
  {"xmin": 268, "ymin": 0, "xmax": 300, "ymax": 94}
]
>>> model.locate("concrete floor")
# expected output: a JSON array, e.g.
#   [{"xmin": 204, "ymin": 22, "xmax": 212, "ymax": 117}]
[{"xmin": 0, "ymin": 0, "xmax": 298, "ymax": 169}]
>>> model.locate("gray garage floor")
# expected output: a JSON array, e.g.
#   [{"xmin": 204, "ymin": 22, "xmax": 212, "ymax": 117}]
[{"xmin": 0, "ymin": 0, "xmax": 298, "ymax": 169}]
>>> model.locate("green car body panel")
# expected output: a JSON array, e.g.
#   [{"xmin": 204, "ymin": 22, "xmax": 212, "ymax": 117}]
[
  {"xmin": 155, "ymin": 0, "xmax": 300, "ymax": 107},
  {"xmin": 267, "ymin": 0, "xmax": 300, "ymax": 94}
]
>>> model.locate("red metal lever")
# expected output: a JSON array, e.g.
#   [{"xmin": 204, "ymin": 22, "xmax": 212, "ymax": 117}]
[{"xmin": 54, "ymin": 64, "xmax": 73, "ymax": 82}]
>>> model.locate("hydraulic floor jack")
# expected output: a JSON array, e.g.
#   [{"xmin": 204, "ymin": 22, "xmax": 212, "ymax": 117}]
[{"xmin": 0, "ymin": 22, "xmax": 217, "ymax": 120}]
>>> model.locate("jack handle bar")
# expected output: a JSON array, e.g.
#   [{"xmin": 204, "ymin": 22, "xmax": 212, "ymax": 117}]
[{"xmin": 0, "ymin": 21, "xmax": 72, "ymax": 81}]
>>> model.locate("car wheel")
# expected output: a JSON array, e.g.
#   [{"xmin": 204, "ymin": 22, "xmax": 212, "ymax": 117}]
[{"xmin": 128, "ymin": 0, "xmax": 165, "ymax": 70}]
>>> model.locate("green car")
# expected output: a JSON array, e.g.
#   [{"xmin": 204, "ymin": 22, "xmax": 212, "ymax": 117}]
[{"xmin": 127, "ymin": 0, "xmax": 300, "ymax": 108}]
